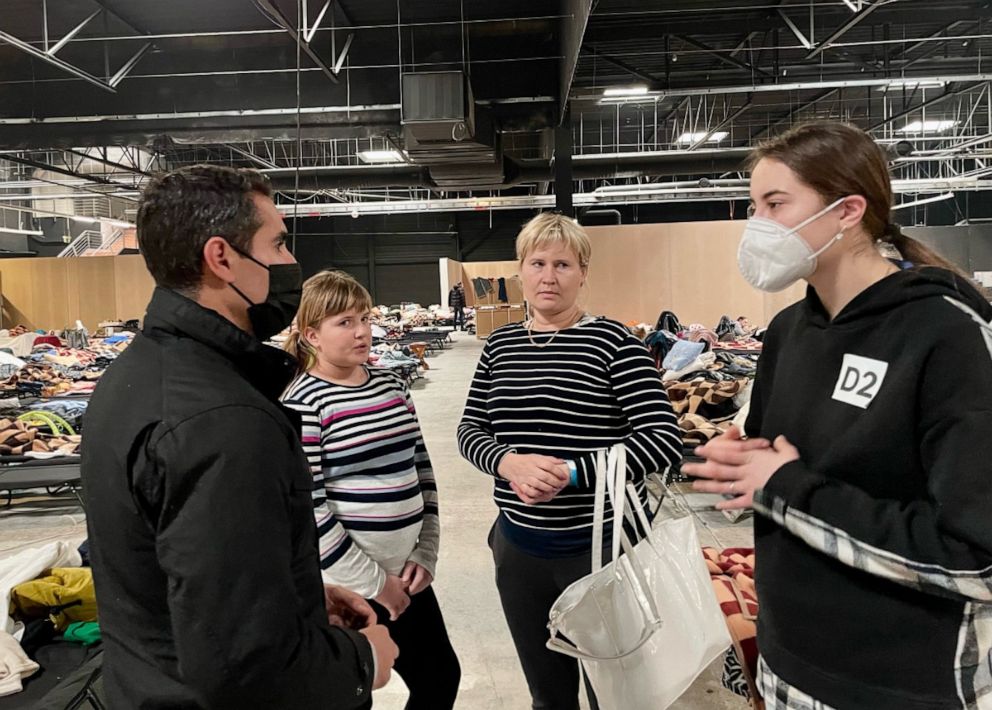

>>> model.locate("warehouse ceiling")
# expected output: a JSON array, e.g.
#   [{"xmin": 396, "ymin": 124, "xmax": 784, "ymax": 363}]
[{"xmin": 1, "ymin": 0, "xmax": 991, "ymax": 219}]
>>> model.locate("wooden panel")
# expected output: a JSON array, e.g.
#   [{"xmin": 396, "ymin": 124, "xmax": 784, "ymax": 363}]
[
  {"xmin": 0, "ymin": 260, "xmax": 37, "ymax": 330},
  {"xmin": 67, "ymin": 258, "xmax": 119, "ymax": 331},
  {"xmin": 585, "ymin": 221, "xmax": 805, "ymax": 328},
  {"xmin": 460, "ymin": 260, "xmax": 520, "ymax": 307},
  {"xmin": 27, "ymin": 259, "xmax": 71, "ymax": 332},
  {"xmin": 585, "ymin": 224, "xmax": 674, "ymax": 324},
  {"xmin": 113, "ymin": 255, "xmax": 155, "ymax": 322}
]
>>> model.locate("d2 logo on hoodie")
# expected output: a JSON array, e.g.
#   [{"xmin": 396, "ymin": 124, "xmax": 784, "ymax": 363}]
[{"xmin": 832, "ymin": 354, "xmax": 889, "ymax": 410}]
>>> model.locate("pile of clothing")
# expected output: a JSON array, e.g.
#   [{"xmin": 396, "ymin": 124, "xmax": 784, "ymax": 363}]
[
  {"xmin": 0, "ymin": 334, "xmax": 132, "ymax": 400},
  {"xmin": 638, "ymin": 311, "xmax": 765, "ymax": 461},
  {"xmin": 1, "ymin": 541, "xmax": 103, "ymax": 702}
]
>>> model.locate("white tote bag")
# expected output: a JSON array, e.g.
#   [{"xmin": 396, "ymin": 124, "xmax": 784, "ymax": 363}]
[{"xmin": 547, "ymin": 445, "xmax": 731, "ymax": 709}]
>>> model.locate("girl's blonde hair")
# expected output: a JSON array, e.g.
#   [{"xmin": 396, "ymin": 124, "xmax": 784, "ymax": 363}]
[
  {"xmin": 285, "ymin": 270, "xmax": 373, "ymax": 374},
  {"xmin": 515, "ymin": 212, "xmax": 592, "ymax": 268}
]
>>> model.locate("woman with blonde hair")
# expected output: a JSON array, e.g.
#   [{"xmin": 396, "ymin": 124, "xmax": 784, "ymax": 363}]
[
  {"xmin": 283, "ymin": 270, "xmax": 460, "ymax": 710},
  {"xmin": 686, "ymin": 122, "xmax": 992, "ymax": 709},
  {"xmin": 458, "ymin": 212, "xmax": 682, "ymax": 710}
]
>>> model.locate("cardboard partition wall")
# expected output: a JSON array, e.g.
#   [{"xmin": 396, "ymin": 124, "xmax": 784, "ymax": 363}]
[
  {"xmin": 583, "ymin": 221, "xmax": 805, "ymax": 327},
  {"xmin": 0, "ymin": 254, "xmax": 156, "ymax": 332},
  {"xmin": 444, "ymin": 220, "xmax": 804, "ymax": 331}
]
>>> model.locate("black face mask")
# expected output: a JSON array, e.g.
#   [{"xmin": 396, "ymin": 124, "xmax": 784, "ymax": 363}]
[{"xmin": 228, "ymin": 247, "xmax": 303, "ymax": 341}]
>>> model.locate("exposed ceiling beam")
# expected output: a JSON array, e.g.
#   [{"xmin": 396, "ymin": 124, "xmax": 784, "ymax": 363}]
[
  {"xmin": 223, "ymin": 144, "xmax": 278, "ymax": 169},
  {"xmin": 778, "ymin": 10, "xmax": 811, "ymax": 49},
  {"xmin": 886, "ymin": 19, "xmax": 972, "ymax": 61},
  {"xmin": 752, "ymin": 88, "xmax": 841, "ymax": 142},
  {"xmin": 806, "ymin": 0, "xmax": 889, "ymax": 60},
  {"xmin": 900, "ymin": 21, "xmax": 982, "ymax": 70},
  {"xmin": 0, "ymin": 153, "xmax": 139, "ymax": 194},
  {"xmin": 674, "ymin": 34, "xmax": 772, "ymax": 78},
  {"xmin": 582, "ymin": 45, "xmax": 659, "ymax": 87},
  {"xmin": 48, "ymin": 9, "xmax": 102, "ymax": 56},
  {"xmin": 254, "ymin": 0, "xmax": 340, "ymax": 84},
  {"xmin": 688, "ymin": 100, "xmax": 752, "ymax": 151},
  {"xmin": 560, "ymin": 0, "xmax": 595, "ymax": 117},
  {"xmin": 62, "ymin": 148, "xmax": 151, "ymax": 176},
  {"xmin": 0, "ymin": 28, "xmax": 115, "ymax": 93},
  {"xmin": 869, "ymin": 81, "xmax": 983, "ymax": 131},
  {"xmin": 109, "ymin": 42, "xmax": 152, "ymax": 88},
  {"xmin": 729, "ymin": 31, "xmax": 762, "ymax": 58},
  {"xmin": 571, "ymin": 72, "xmax": 992, "ymax": 99}
]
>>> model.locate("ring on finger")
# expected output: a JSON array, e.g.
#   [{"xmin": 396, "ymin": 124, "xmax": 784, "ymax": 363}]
[{"xmin": 729, "ymin": 480, "xmax": 737, "ymax": 494}]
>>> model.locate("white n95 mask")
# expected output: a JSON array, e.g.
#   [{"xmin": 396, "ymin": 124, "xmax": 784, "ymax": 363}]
[{"xmin": 737, "ymin": 197, "xmax": 848, "ymax": 292}]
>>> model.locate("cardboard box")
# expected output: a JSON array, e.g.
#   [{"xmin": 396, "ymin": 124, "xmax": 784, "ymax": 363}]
[{"xmin": 475, "ymin": 305, "xmax": 526, "ymax": 339}]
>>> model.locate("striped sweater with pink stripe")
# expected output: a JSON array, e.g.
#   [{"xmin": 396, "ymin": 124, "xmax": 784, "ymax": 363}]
[{"xmin": 282, "ymin": 367, "xmax": 439, "ymax": 599}]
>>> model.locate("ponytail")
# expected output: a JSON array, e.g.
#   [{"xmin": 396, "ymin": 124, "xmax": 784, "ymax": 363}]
[{"xmin": 284, "ymin": 330, "xmax": 317, "ymax": 376}]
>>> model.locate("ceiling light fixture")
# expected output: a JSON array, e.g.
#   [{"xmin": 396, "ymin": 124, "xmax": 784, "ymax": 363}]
[
  {"xmin": 676, "ymin": 131, "xmax": 729, "ymax": 144},
  {"xmin": 603, "ymin": 85, "xmax": 649, "ymax": 97},
  {"xmin": 880, "ymin": 79, "xmax": 946, "ymax": 91},
  {"xmin": 897, "ymin": 120, "xmax": 959, "ymax": 133},
  {"xmin": 356, "ymin": 149, "xmax": 406, "ymax": 164}
]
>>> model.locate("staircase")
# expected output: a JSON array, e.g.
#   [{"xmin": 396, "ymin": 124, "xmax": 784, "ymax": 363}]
[{"xmin": 58, "ymin": 229, "xmax": 125, "ymax": 257}]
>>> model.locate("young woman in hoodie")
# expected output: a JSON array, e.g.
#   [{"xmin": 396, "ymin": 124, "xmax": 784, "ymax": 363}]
[{"xmin": 685, "ymin": 122, "xmax": 992, "ymax": 710}]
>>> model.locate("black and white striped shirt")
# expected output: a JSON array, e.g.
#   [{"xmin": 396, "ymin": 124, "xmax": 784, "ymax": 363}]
[
  {"xmin": 283, "ymin": 368, "xmax": 439, "ymax": 599},
  {"xmin": 457, "ymin": 316, "xmax": 681, "ymax": 554}
]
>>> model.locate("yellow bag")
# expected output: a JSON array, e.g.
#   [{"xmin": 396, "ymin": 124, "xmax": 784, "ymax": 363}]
[{"xmin": 10, "ymin": 567, "xmax": 98, "ymax": 631}]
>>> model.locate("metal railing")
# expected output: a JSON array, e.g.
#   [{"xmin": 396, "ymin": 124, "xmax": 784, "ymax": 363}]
[{"xmin": 58, "ymin": 229, "xmax": 124, "ymax": 257}]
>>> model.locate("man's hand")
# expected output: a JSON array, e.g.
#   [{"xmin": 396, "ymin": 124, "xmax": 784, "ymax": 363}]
[
  {"xmin": 324, "ymin": 584, "xmax": 375, "ymax": 629},
  {"xmin": 360, "ymin": 625, "xmax": 399, "ymax": 690}
]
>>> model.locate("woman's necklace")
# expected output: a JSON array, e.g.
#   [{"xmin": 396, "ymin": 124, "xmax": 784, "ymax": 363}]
[{"xmin": 526, "ymin": 310, "xmax": 585, "ymax": 349}]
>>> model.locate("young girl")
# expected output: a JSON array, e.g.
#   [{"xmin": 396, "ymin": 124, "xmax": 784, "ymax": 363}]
[
  {"xmin": 283, "ymin": 270, "xmax": 460, "ymax": 709},
  {"xmin": 685, "ymin": 122, "xmax": 992, "ymax": 709}
]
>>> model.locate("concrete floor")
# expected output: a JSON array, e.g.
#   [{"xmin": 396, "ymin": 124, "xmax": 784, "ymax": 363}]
[{"xmin": 0, "ymin": 330, "xmax": 755, "ymax": 709}]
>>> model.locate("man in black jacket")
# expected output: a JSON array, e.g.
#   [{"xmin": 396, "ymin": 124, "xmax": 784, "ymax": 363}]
[
  {"xmin": 82, "ymin": 166, "xmax": 398, "ymax": 709},
  {"xmin": 448, "ymin": 282, "xmax": 466, "ymax": 330}
]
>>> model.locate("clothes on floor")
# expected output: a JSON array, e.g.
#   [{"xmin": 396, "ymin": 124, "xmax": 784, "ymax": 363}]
[
  {"xmin": 368, "ymin": 587, "xmax": 460, "ymax": 710},
  {"xmin": 458, "ymin": 315, "xmax": 682, "ymax": 558},
  {"xmin": 282, "ymin": 367, "xmax": 440, "ymax": 600},
  {"xmin": 748, "ymin": 267, "xmax": 992, "ymax": 709},
  {"xmin": 82, "ymin": 286, "xmax": 374, "ymax": 710},
  {"xmin": 1, "ymin": 542, "xmax": 81, "ymax": 639},
  {"xmin": 0, "ymin": 631, "xmax": 39, "ymax": 698},
  {"xmin": 62, "ymin": 622, "xmax": 101, "ymax": 647},
  {"xmin": 10, "ymin": 568, "xmax": 97, "ymax": 632},
  {"xmin": 489, "ymin": 521, "xmax": 600, "ymax": 710}
]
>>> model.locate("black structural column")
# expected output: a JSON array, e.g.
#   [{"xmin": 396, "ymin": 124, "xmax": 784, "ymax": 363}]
[{"xmin": 554, "ymin": 106, "xmax": 575, "ymax": 217}]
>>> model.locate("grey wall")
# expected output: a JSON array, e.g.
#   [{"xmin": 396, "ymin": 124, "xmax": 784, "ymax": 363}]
[{"xmin": 906, "ymin": 225, "xmax": 992, "ymax": 274}]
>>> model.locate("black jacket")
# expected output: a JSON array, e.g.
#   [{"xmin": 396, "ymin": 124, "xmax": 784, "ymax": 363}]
[
  {"xmin": 448, "ymin": 286, "xmax": 466, "ymax": 309},
  {"xmin": 82, "ymin": 287, "xmax": 374, "ymax": 710},
  {"xmin": 748, "ymin": 267, "xmax": 992, "ymax": 709}
]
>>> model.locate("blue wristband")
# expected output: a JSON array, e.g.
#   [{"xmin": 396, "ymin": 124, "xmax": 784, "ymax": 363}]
[{"xmin": 567, "ymin": 460, "xmax": 578, "ymax": 487}]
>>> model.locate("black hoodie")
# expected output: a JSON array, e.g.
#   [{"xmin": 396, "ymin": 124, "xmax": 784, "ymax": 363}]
[{"xmin": 746, "ymin": 267, "xmax": 992, "ymax": 709}]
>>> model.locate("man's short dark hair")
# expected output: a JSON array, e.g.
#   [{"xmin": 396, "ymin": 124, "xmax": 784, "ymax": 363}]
[{"xmin": 137, "ymin": 165, "xmax": 273, "ymax": 292}]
